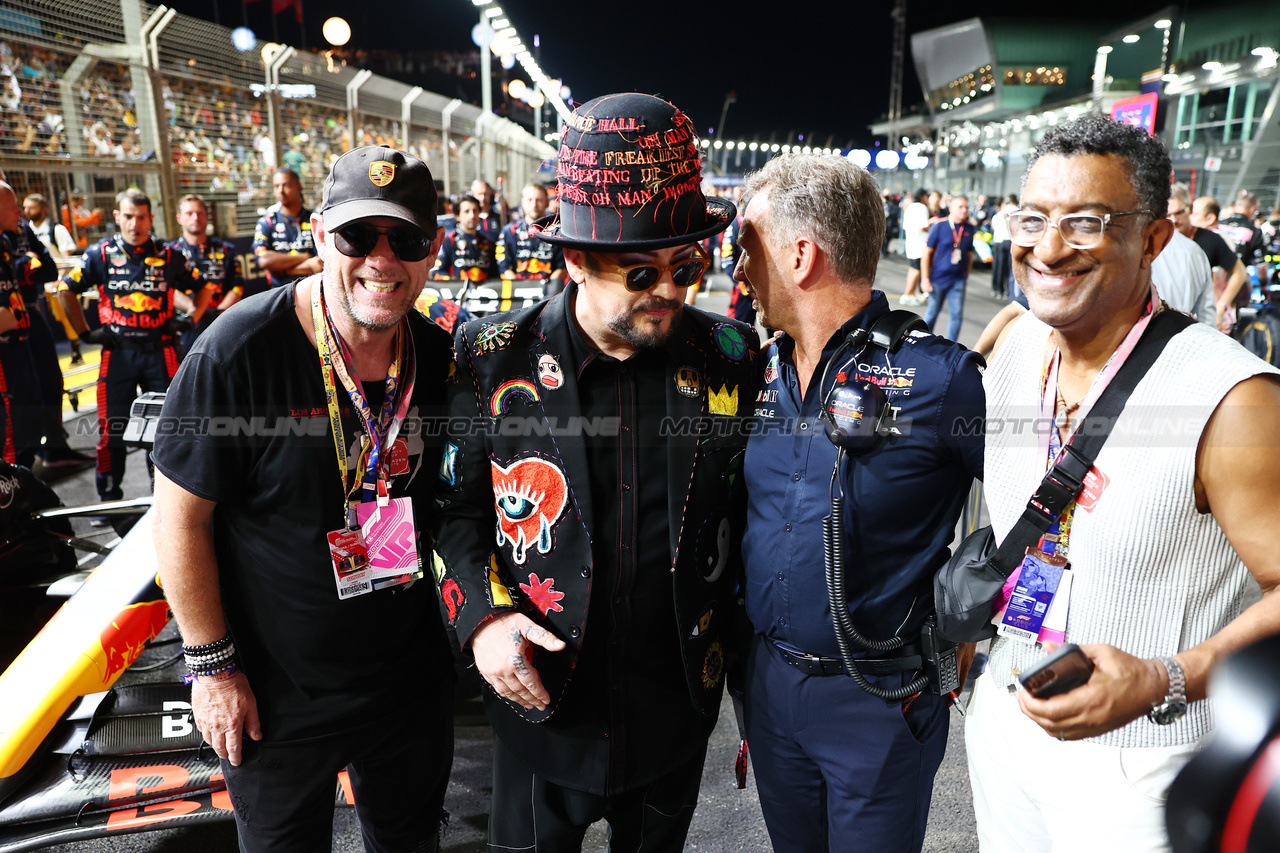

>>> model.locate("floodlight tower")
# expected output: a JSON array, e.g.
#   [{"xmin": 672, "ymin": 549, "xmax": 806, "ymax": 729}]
[{"xmin": 888, "ymin": 0, "xmax": 907, "ymax": 151}]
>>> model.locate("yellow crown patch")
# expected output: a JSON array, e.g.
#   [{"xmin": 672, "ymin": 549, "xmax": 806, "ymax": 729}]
[{"xmin": 708, "ymin": 384, "xmax": 738, "ymax": 416}]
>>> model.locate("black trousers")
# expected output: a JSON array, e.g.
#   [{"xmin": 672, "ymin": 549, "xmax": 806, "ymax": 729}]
[
  {"xmin": 0, "ymin": 342, "xmax": 43, "ymax": 467},
  {"xmin": 220, "ymin": 694, "xmax": 454, "ymax": 853},
  {"xmin": 27, "ymin": 309, "xmax": 70, "ymax": 454},
  {"xmin": 990, "ymin": 240, "xmax": 1012, "ymax": 297},
  {"xmin": 489, "ymin": 736, "xmax": 707, "ymax": 853},
  {"xmin": 95, "ymin": 344, "xmax": 179, "ymax": 499}
]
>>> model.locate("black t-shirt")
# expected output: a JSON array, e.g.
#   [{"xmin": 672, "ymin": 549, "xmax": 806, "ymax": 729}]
[
  {"xmin": 1192, "ymin": 226, "xmax": 1239, "ymax": 272},
  {"xmin": 152, "ymin": 282, "xmax": 455, "ymax": 741},
  {"xmin": 1218, "ymin": 214, "xmax": 1267, "ymax": 267},
  {"xmin": 1193, "ymin": 227, "xmax": 1249, "ymax": 308}
]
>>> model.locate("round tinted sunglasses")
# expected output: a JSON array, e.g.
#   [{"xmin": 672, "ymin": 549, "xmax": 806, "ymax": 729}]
[
  {"xmin": 598, "ymin": 244, "xmax": 712, "ymax": 292},
  {"xmin": 332, "ymin": 222, "xmax": 433, "ymax": 262}
]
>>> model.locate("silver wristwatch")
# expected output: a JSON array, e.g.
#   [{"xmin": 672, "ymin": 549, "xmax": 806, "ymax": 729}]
[{"xmin": 1148, "ymin": 656, "xmax": 1188, "ymax": 725}]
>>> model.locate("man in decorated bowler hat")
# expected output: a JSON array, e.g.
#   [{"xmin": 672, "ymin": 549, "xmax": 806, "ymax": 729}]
[{"xmin": 433, "ymin": 92, "xmax": 760, "ymax": 851}]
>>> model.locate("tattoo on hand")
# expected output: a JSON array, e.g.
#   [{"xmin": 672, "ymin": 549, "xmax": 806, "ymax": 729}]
[
  {"xmin": 526, "ymin": 625, "xmax": 546, "ymax": 642},
  {"xmin": 512, "ymin": 654, "xmax": 529, "ymax": 676}
]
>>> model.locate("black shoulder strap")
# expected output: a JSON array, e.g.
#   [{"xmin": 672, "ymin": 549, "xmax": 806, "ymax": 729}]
[
  {"xmin": 868, "ymin": 309, "xmax": 929, "ymax": 352},
  {"xmin": 990, "ymin": 310, "xmax": 1196, "ymax": 576}
]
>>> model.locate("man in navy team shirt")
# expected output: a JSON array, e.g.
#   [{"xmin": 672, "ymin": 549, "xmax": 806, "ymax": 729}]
[
  {"xmin": 921, "ymin": 195, "xmax": 974, "ymax": 341},
  {"xmin": 734, "ymin": 154, "xmax": 983, "ymax": 853}
]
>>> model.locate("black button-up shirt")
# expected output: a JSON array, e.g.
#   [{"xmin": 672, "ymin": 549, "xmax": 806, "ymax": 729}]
[
  {"xmin": 527, "ymin": 313, "xmax": 711, "ymax": 795},
  {"xmin": 743, "ymin": 292, "xmax": 985, "ymax": 656}
]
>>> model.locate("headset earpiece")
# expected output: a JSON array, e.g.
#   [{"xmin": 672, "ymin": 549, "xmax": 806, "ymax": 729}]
[{"xmin": 823, "ymin": 379, "xmax": 888, "ymax": 453}]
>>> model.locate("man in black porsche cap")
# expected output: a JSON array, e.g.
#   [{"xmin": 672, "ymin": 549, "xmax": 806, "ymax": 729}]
[
  {"xmin": 153, "ymin": 145, "xmax": 456, "ymax": 852},
  {"xmin": 433, "ymin": 93, "xmax": 760, "ymax": 851}
]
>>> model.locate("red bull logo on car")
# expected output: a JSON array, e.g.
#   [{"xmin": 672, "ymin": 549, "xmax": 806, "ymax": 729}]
[{"xmin": 94, "ymin": 599, "xmax": 171, "ymax": 684}]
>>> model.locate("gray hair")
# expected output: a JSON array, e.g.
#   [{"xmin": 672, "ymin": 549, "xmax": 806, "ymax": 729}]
[
  {"xmin": 1024, "ymin": 113, "xmax": 1171, "ymax": 219},
  {"xmin": 1170, "ymin": 183, "xmax": 1191, "ymax": 206},
  {"xmin": 744, "ymin": 153, "xmax": 883, "ymax": 285}
]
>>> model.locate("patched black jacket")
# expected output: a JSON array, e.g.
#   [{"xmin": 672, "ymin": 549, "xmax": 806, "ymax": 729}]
[{"xmin": 432, "ymin": 286, "xmax": 759, "ymax": 729}]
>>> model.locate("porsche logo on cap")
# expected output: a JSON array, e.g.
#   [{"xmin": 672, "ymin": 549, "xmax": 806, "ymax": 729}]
[{"xmin": 369, "ymin": 161, "xmax": 396, "ymax": 187}]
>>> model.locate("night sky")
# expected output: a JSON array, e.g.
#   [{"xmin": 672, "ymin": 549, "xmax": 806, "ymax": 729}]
[{"xmin": 171, "ymin": 0, "xmax": 1172, "ymax": 147}]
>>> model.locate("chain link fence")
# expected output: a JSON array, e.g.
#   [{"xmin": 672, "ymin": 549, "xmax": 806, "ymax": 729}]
[{"xmin": 0, "ymin": 0, "xmax": 555, "ymax": 244}]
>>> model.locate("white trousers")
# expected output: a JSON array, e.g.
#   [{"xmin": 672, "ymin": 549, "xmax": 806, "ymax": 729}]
[{"xmin": 964, "ymin": 672, "xmax": 1200, "ymax": 853}]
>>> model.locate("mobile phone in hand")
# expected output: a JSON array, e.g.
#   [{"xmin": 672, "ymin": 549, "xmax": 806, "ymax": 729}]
[{"xmin": 1019, "ymin": 643, "xmax": 1095, "ymax": 699}]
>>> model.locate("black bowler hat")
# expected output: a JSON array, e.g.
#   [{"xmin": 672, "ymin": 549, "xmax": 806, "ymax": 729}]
[
  {"xmin": 532, "ymin": 93, "xmax": 735, "ymax": 251},
  {"xmin": 319, "ymin": 145, "xmax": 438, "ymax": 235}
]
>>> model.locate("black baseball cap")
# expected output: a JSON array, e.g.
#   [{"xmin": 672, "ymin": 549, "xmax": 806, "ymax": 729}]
[{"xmin": 319, "ymin": 145, "xmax": 438, "ymax": 235}]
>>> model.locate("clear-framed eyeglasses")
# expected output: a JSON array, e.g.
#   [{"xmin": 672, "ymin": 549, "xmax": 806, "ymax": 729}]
[{"xmin": 1007, "ymin": 209, "xmax": 1144, "ymax": 251}]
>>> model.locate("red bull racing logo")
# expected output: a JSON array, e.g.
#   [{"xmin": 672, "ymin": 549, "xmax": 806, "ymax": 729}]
[{"xmin": 114, "ymin": 292, "xmax": 165, "ymax": 313}]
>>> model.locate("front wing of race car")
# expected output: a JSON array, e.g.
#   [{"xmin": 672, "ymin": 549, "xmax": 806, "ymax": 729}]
[{"xmin": 0, "ymin": 511, "xmax": 353, "ymax": 851}]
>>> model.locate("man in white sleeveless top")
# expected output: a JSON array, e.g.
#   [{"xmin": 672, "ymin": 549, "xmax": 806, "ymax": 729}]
[{"xmin": 968, "ymin": 114, "xmax": 1280, "ymax": 853}]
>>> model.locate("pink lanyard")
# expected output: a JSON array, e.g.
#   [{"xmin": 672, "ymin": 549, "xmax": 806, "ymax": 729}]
[{"xmin": 1038, "ymin": 284, "xmax": 1161, "ymax": 464}]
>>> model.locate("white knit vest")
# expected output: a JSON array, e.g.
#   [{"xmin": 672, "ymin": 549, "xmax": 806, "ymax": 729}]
[{"xmin": 984, "ymin": 312, "xmax": 1279, "ymax": 748}]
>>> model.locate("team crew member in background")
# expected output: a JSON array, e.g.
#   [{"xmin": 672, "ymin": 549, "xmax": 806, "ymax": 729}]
[
  {"xmin": 171, "ymin": 194, "xmax": 243, "ymax": 351},
  {"xmin": 921, "ymin": 195, "xmax": 975, "ymax": 342},
  {"xmin": 469, "ymin": 179, "xmax": 502, "ymax": 240},
  {"xmin": 496, "ymin": 182, "xmax": 566, "ymax": 298},
  {"xmin": 1219, "ymin": 190, "xmax": 1272, "ymax": 298},
  {"xmin": 734, "ymin": 154, "xmax": 984, "ymax": 853},
  {"xmin": 153, "ymin": 146, "xmax": 456, "ymax": 852},
  {"xmin": 23, "ymin": 194, "xmax": 76, "ymax": 258},
  {"xmin": 900, "ymin": 190, "xmax": 930, "ymax": 306},
  {"xmin": 61, "ymin": 189, "xmax": 102, "ymax": 249},
  {"xmin": 435, "ymin": 93, "xmax": 757, "ymax": 852},
  {"xmin": 989, "ymin": 194, "xmax": 1017, "ymax": 299},
  {"xmin": 1168, "ymin": 187, "xmax": 1246, "ymax": 333},
  {"xmin": 431, "ymin": 195, "xmax": 496, "ymax": 284},
  {"xmin": 1191, "ymin": 196, "xmax": 1256, "ymax": 330},
  {"xmin": 0, "ymin": 185, "xmax": 94, "ymax": 473},
  {"xmin": 969, "ymin": 112, "xmax": 1280, "ymax": 853},
  {"xmin": 0, "ymin": 185, "xmax": 45, "ymax": 466},
  {"xmin": 58, "ymin": 188, "xmax": 206, "ymax": 502},
  {"xmin": 23, "ymin": 194, "xmax": 84, "ymax": 363},
  {"xmin": 252, "ymin": 168, "xmax": 321, "ymax": 289},
  {"xmin": 721, "ymin": 211, "xmax": 757, "ymax": 326}
]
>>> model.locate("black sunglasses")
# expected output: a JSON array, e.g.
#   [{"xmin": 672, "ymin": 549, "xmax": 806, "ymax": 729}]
[
  {"xmin": 599, "ymin": 244, "xmax": 712, "ymax": 292},
  {"xmin": 332, "ymin": 222, "xmax": 432, "ymax": 262}
]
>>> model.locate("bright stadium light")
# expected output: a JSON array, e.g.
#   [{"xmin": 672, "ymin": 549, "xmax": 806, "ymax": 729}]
[
  {"xmin": 875, "ymin": 150, "xmax": 899, "ymax": 169},
  {"xmin": 847, "ymin": 149, "xmax": 871, "ymax": 167},
  {"xmin": 1154, "ymin": 18, "xmax": 1172, "ymax": 28},
  {"xmin": 507, "ymin": 78, "xmax": 527, "ymax": 99},
  {"xmin": 1122, "ymin": 34, "xmax": 1140, "ymax": 44},
  {"xmin": 322, "ymin": 17, "xmax": 351, "ymax": 47},
  {"xmin": 231, "ymin": 27, "xmax": 256, "ymax": 52},
  {"xmin": 748, "ymin": 142, "xmax": 758, "ymax": 151},
  {"xmin": 713, "ymin": 140, "xmax": 723, "ymax": 149}
]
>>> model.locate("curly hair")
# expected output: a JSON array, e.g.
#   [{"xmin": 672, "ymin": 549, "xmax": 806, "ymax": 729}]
[
  {"xmin": 1024, "ymin": 113, "xmax": 1172, "ymax": 218},
  {"xmin": 744, "ymin": 153, "xmax": 884, "ymax": 285}
]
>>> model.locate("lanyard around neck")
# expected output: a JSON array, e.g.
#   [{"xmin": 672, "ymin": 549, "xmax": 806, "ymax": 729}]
[{"xmin": 310, "ymin": 281, "xmax": 416, "ymax": 525}]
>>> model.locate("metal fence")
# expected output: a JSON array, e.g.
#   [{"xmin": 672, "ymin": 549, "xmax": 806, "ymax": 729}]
[{"xmin": 0, "ymin": 0, "xmax": 555, "ymax": 241}]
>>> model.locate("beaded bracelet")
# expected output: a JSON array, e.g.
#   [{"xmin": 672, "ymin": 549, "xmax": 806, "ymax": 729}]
[
  {"xmin": 181, "ymin": 635, "xmax": 234, "ymax": 655},
  {"xmin": 184, "ymin": 644, "xmax": 237, "ymax": 664},
  {"xmin": 182, "ymin": 663, "xmax": 239, "ymax": 685}
]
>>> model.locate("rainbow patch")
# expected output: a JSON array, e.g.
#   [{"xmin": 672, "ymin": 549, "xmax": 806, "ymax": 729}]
[{"xmin": 490, "ymin": 379, "xmax": 540, "ymax": 416}]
